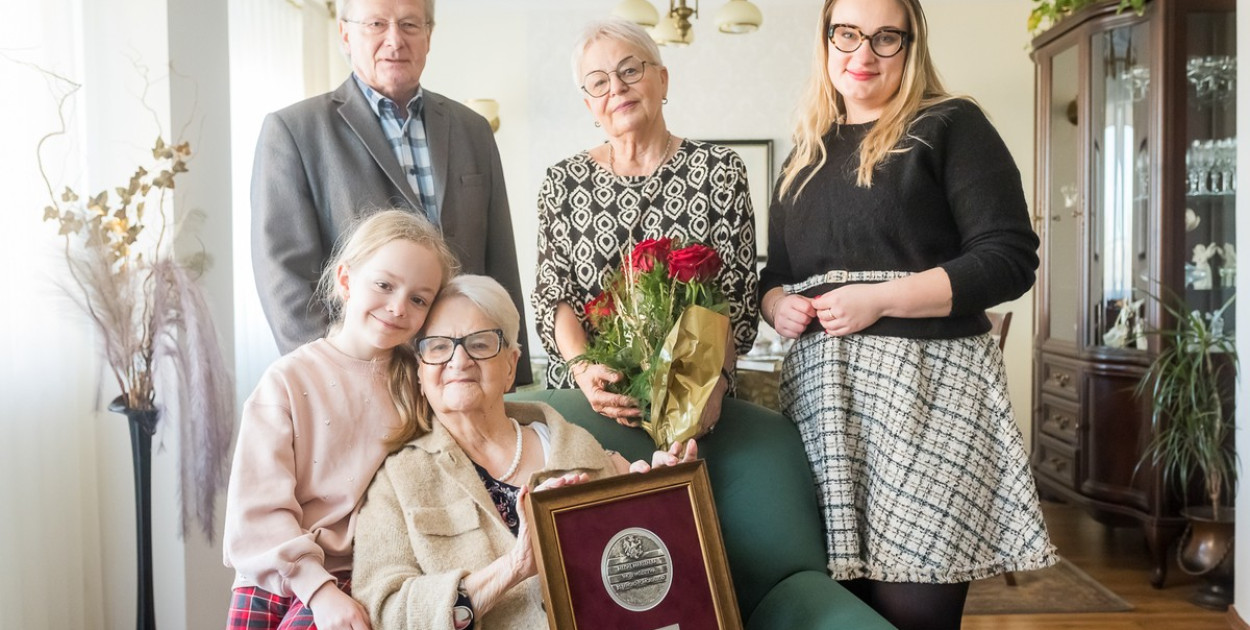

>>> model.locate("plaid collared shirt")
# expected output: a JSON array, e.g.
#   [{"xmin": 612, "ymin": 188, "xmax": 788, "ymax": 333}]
[{"xmin": 353, "ymin": 75, "xmax": 440, "ymax": 227}]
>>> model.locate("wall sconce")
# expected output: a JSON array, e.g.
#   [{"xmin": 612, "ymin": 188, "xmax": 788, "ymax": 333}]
[{"xmin": 465, "ymin": 99, "xmax": 500, "ymax": 133}]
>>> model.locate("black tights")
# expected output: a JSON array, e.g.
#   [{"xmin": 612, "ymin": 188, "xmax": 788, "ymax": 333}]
[{"xmin": 839, "ymin": 578, "xmax": 970, "ymax": 630}]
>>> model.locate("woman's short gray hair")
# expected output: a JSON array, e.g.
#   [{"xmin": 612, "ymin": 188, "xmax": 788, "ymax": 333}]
[
  {"xmin": 338, "ymin": 0, "xmax": 436, "ymax": 24},
  {"xmin": 433, "ymin": 275, "xmax": 522, "ymax": 349},
  {"xmin": 570, "ymin": 18, "xmax": 663, "ymax": 89}
]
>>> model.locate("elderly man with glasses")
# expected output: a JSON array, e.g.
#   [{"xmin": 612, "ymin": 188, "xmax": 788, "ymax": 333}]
[{"xmin": 251, "ymin": 0, "xmax": 532, "ymax": 386}]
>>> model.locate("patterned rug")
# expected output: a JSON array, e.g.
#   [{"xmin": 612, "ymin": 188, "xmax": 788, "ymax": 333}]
[{"xmin": 965, "ymin": 559, "xmax": 1133, "ymax": 615}]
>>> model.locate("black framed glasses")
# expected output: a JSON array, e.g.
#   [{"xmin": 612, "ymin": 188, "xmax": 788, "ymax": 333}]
[
  {"xmin": 827, "ymin": 23, "xmax": 911, "ymax": 58},
  {"xmin": 342, "ymin": 18, "xmax": 433, "ymax": 38},
  {"xmin": 581, "ymin": 57, "xmax": 649, "ymax": 98},
  {"xmin": 416, "ymin": 329, "xmax": 505, "ymax": 365}
]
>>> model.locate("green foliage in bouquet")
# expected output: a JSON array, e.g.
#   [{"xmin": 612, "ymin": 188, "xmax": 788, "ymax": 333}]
[{"xmin": 575, "ymin": 238, "xmax": 728, "ymax": 408}]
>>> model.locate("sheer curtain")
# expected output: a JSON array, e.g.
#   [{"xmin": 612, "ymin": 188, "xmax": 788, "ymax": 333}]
[
  {"xmin": 228, "ymin": 0, "xmax": 308, "ymax": 400},
  {"xmin": 0, "ymin": 1, "xmax": 106, "ymax": 627}
]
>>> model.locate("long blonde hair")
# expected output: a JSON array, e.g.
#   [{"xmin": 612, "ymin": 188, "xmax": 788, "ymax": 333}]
[
  {"xmin": 778, "ymin": 0, "xmax": 956, "ymax": 199},
  {"xmin": 315, "ymin": 209, "xmax": 460, "ymax": 450}
]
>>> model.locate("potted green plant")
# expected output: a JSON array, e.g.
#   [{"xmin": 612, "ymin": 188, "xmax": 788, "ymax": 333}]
[
  {"xmin": 1028, "ymin": 0, "xmax": 1147, "ymax": 35},
  {"xmin": 1136, "ymin": 293, "xmax": 1237, "ymax": 609}
]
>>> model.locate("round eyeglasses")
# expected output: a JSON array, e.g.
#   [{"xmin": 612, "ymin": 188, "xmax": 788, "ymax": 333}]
[
  {"xmin": 416, "ymin": 329, "xmax": 505, "ymax": 365},
  {"xmin": 827, "ymin": 24, "xmax": 911, "ymax": 58},
  {"xmin": 342, "ymin": 18, "xmax": 433, "ymax": 38},
  {"xmin": 581, "ymin": 57, "xmax": 649, "ymax": 98}
]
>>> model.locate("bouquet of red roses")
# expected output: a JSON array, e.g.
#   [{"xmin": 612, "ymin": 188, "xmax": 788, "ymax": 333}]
[{"xmin": 576, "ymin": 238, "xmax": 730, "ymax": 449}]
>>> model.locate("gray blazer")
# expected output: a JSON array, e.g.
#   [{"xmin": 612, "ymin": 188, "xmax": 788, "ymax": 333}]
[{"xmin": 251, "ymin": 77, "xmax": 532, "ymax": 384}]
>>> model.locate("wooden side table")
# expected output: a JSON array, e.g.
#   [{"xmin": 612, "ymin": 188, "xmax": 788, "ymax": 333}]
[{"xmin": 735, "ymin": 357, "xmax": 784, "ymax": 411}]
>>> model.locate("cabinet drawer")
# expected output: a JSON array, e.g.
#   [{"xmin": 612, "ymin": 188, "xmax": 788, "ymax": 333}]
[
  {"xmin": 1040, "ymin": 356, "xmax": 1080, "ymax": 399},
  {"xmin": 1039, "ymin": 395, "xmax": 1080, "ymax": 445},
  {"xmin": 1033, "ymin": 436, "xmax": 1078, "ymax": 490}
]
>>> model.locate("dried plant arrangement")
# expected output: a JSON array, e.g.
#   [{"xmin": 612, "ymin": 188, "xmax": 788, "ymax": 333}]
[{"xmin": 37, "ymin": 67, "xmax": 233, "ymax": 541}]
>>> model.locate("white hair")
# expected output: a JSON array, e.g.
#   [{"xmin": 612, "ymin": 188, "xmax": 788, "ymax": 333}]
[
  {"xmin": 431, "ymin": 275, "xmax": 522, "ymax": 349},
  {"xmin": 570, "ymin": 18, "xmax": 664, "ymax": 89},
  {"xmin": 338, "ymin": 0, "xmax": 436, "ymax": 25}
]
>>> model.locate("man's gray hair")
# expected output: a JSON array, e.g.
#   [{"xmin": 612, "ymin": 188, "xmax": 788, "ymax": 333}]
[
  {"xmin": 570, "ymin": 18, "xmax": 663, "ymax": 90},
  {"xmin": 337, "ymin": 0, "xmax": 436, "ymax": 25}
]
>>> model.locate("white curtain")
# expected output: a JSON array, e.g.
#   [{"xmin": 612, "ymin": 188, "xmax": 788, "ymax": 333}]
[
  {"xmin": 229, "ymin": 0, "xmax": 308, "ymax": 401},
  {"xmin": 0, "ymin": 0, "xmax": 105, "ymax": 627}
]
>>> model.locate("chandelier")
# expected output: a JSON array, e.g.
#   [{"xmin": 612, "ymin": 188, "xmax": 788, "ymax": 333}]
[{"xmin": 613, "ymin": 0, "xmax": 763, "ymax": 47}]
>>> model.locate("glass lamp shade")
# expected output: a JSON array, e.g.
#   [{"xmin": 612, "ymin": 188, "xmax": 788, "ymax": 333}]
[
  {"xmin": 464, "ymin": 99, "xmax": 500, "ymax": 132},
  {"xmin": 715, "ymin": 0, "xmax": 762, "ymax": 33},
  {"xmin": 613, "ymin": 0, "xmax": 660, "ymax": 28},
  {"xmin": 652, "ymin": 12, "xmax": 694, "ymax": 46}
]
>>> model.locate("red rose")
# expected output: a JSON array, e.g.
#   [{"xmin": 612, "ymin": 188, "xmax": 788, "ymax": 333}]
[
  {"xmin": 666, "ymin": 244, "xmax": 721, "ymax": 283},
  {"xmin": 584, "ymin": 291, "xmax": 615, "ymax": 324},
  {"xmin": 629, "ymin": 237, "xmax": 673, "ymax": 273}
]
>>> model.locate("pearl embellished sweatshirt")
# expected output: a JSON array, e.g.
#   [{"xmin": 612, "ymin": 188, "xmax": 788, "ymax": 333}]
[{"xmin": 223, "ymin": 339, "xmax": 401, "ymax": 605}]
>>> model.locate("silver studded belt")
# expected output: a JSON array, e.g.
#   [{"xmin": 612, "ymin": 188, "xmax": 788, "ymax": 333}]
[{"xmin": 783, "ymin": 269, "xmax": 913, "ymax": 294}]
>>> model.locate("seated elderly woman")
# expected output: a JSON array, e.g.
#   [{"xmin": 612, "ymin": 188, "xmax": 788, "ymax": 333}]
[{"xmin": 352, "ymin": 275, "xmax": 695, "ymax": 629}]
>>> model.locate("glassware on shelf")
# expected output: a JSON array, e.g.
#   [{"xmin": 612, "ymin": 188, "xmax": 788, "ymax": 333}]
[
  {"xmin": 1187, "ymin": 55, "xmax": 1236, "ymax": 104},
  {"xmin": 1186, "ymin": 137, "xmax": 1237, "ymax": 196}
]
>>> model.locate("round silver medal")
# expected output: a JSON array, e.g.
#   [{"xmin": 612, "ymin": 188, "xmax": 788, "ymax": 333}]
[{"xmin": 600, "ymin": 527, "xmax": 673, "ymax": 611}]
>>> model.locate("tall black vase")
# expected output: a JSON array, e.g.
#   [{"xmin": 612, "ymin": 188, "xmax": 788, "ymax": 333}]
[{"xmin": 109, "ymin": 396, "xmax": 159, "ymax": 630}]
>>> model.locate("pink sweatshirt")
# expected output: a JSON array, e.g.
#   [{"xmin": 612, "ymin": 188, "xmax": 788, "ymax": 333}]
[{"xmin": 223, "ymin": 339, "xmax": 401, "ymax": 604}]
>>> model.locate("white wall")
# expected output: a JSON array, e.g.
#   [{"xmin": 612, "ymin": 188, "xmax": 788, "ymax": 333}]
[{"xmin": 419, "ymin": 0, "xmax": 1039, "ymax": 439}]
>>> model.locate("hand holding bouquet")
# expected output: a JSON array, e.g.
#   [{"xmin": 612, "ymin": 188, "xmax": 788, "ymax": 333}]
[{"xmin": 574, "ymin": 238, "xmax": 730, "ymax": 449}]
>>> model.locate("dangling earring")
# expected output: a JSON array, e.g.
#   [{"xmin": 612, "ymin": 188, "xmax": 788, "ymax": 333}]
[
  {"xmin": 662, "ymin": 97, "xmax": 669, "ymax": 105},
  {"xmin": 595, "ymin": 121, "xmax": 601, "ymax": 127}
]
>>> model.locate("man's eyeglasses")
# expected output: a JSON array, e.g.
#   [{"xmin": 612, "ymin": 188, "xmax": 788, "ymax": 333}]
[
  {"xmin": 827, "ymin": 24, "xmax": 911, "ymax": 58},
  {"xmin": 416, "ymin": 329, "xmax": 506, "ymax": 365},
  {"xmin": 343, "ymin": 18, "xmax": 433, "ymax": 38},
  {"xmin": 581, "ymin": 57, "xmax": 649, "ymax": 98}
]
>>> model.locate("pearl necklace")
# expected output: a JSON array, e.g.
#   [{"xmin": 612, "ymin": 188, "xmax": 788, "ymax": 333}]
[
  {"xmin": 497, "ymin": 417, "xmax": 524, "ymax": 483},
  {"xmin": 608, "ymin": 133, "xmax": 673, "ymax": 183}
]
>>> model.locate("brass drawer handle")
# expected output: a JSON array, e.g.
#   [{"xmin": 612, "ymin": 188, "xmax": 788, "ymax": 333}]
[
  {"xmin": 1047, "ymin": 457, "xmax": 1068, "ymax": 472},
  {"xmin": 1052, "ymin": 372, "xmax": 1071, "ymax": 387}
]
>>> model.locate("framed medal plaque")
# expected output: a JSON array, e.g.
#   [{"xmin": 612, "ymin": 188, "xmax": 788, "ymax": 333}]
[{"xmin": 526, "ymin": 460, "xmax": 742, "ymax": 630}]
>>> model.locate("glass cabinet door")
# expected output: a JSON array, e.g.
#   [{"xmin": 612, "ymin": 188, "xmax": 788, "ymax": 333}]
[
  {"xmin": 1045, "ymin": 45, "xmax": 1081, "ymax": 346},
  {"xmin": 1184, "ymin": 11, "xmax": 1236, "ymax": 335},
  {"xmin": 1087, "ymin": 21, "xmax": 1151, "ymax": 351}
]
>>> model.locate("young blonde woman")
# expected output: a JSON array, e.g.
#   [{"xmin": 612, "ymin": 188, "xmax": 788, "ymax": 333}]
[{"xmin": 758, "ymin": 1, "xmax": 1057, "ymax": 628}]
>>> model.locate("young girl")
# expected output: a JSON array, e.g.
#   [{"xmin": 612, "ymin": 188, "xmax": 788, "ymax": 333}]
[{"xmin": 224, "ymin": 209, "xmax": 459, "ymax": 630}]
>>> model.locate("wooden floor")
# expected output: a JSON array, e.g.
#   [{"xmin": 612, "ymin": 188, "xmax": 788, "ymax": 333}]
[{"xmin": 963, "ymin": 501, "xmax": 1230, "ymax": 629}]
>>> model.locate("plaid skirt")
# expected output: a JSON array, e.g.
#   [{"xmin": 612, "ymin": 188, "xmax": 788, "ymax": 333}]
[
  {"xmin": 780, "ymin": 332, "xmax": 1058, "ymax": 583},
  {"xmin": 227, "ymin": 573, "xmax": 352, "ymax": 630}
]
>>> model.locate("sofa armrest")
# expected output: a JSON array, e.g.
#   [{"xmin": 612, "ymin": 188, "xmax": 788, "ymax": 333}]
[{"xmin": 747, "ymin": 571, "xmax": 896, "ymax": 630}]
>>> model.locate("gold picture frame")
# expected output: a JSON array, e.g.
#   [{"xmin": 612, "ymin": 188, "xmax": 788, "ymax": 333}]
[{"xmin": 526, "ymin": 460, "xmax": 743, "ymax": 629}]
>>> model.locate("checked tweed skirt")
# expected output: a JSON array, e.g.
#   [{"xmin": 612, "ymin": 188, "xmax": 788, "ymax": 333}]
[{"xmin": 780, "ymin": 332, "xmax": 1058, "ymax": 583}]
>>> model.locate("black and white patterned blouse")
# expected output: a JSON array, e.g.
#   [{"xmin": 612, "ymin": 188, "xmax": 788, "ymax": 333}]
[{"xmin": 533, "ymin": 139, "xmax": 760, "ymax": 389}]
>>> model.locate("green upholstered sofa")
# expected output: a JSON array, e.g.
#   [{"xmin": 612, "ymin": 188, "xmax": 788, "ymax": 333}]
[{"xmin": 506, "ymin": 389, "xmax": 894, "ymax": 630}]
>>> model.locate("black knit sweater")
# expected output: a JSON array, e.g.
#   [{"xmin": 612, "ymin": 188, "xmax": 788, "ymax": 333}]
[{"xmin": 759, "ymin": 98, "xmax": 1039, "ymax": 339}]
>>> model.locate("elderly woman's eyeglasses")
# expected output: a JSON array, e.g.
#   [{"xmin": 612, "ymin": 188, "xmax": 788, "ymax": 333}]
[
  {"xmin": 342, "ymin": 18, "xmax": 432, "ymax": 38},
  {"xmin": 581, "ymin": 58, "xmax": 649, "ymax": 98},
  {"xmin": 416, "ymin": 329, "xmax": 505, "ymax": 365},
  {"xmin": 827, "ymin": 24, "xmax": 911, "ymax": 58}
]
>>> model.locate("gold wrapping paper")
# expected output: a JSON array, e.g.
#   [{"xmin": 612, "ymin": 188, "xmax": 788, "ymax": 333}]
[{"xmin": 642, "ymin": 305, "xmax": 730, "ymax": 449}]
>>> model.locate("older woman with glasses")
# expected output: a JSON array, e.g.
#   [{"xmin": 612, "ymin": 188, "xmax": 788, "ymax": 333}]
[
  {"xmin": 758, "ymin": 0, "xmax": 1056, "ymax": 628},
  {"xmin": 532, "ymin": 18, "xmax": 759, "ymax": 433},
  {"xmin": 351, "ymin": 275, "xmax": 696, "ymax": 630}
]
